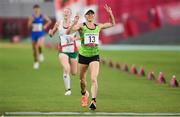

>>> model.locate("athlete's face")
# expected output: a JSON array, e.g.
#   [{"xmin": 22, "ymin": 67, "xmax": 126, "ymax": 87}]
[
  {"xmin": 63, "ymin": 9, "xmax": 71, "ymax": 19},
  {"xmin": 33, "ymin": 8, "xmax": 40, "ymax": 15},
  {"xmin": 85, "ymin": 13, "xmax": 95, "ymax": 22}
]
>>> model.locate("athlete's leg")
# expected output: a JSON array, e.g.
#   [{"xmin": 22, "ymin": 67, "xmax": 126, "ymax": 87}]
[
  {"xmin": 32, "ymin": 41, "xmax": 39, "ymax": 62},
  {"xmin": 38, "ymin": 36, "xmax": 45, "ymax": 62},
  {"xmin": 79, "ymin": 63, "xmax": 88, "ymax": 94},
  {"xmin": 38, "ymin": 46, "xmax": 42, "ymax": 54},
  {"xmin": 89, "ymin": 61, "xmax": 99, "ymax": 110},
  {"xmin": 89, "ymin": 61, "xmax": 99, "ymax": 99},
  {"xmin": 69, "ymin": 58, "xmax": 77, "ymax": 75},
  {"xmin": 37, "ymin": 36, "xmax": 44, "ymax": 52},
  {"xmin": 59, "ymin": 53, "xmax": 71, "ymax": 95},
  {"xmin": 79, "ymin": 63, "xmax": 89, "ymax": 107},
  {"xmin": 60, "ymin": 53, "xmax": 71, "ymax": 75},
  {"xmin": 32, "ymin": 40, "xmax": 39, "ymax": 69}
]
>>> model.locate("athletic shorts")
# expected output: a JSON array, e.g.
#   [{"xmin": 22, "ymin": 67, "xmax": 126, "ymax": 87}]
[
  {"xmin": 31, "ymin": 32, "xmax": 45, "ymax": 42},
  {"xmin": 60, "ymin": 52, "xmax": 78, "ymax": 59},
  {"xmin": 78, "ymin": 54, "xmax": 100, "ymax": 65}
]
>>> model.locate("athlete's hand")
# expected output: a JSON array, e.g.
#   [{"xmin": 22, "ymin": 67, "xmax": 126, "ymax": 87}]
[
  {"xmin": 73, "ymin": 13, "xmax": 79, "ymax": 25},
  {"xmin": 48, "ymin": 29, "xmax": 53, "ymax": 37},
  {"xmin": 43, "ymin": 25, "xmax": 48, "ymax": 30},
  {"xmin": 104, "ymin": 4, "xmax": 112, "ymax": 15}
]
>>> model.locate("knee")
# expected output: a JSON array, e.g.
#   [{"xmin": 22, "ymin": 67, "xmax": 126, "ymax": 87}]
[
  {"xmin": 71, "ymin": 70, "xmax": 77, "ymax": 76},
  {"xmin": 91, "ymin": 78, "xmax": 97, "ymax": 85},
  {"xmin": 64, "ymin": 66, "xmax": 70, "ymax": 74},
  {"xmin": 80, "ymin": 78, "xmax": 86, "ymax": 84}
]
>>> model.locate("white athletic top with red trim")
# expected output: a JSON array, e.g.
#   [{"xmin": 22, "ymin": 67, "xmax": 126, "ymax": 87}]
[{"xmin": 57, "ymin": 20, "xmax": 77, "ymax": 53}]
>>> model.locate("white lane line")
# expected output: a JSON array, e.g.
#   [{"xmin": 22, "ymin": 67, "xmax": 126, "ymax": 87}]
[{"xmin": 4, "ymin": 112, "xmax": 180, "ymax": 116}]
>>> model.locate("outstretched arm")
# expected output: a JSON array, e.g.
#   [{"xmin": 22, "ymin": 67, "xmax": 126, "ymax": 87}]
[
  {"xmin": 99, "ymin": 4, "xmax": 116, "ymax": 29},
  {"xmin": 66, "ymin": 14, "xmax": 82, "ymax": 34},
  {"xmin": 48, "ymin": 22, "xmax": 59, "ymax": 37}
]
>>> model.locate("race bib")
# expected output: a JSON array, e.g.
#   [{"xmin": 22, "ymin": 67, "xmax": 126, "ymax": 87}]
[
  {"xmin": 60, "ymin": 35, "xmax": 74, "ymax": 46},
  {"xmin": 84, "ymin": 33, "xmax": 99, "ymax": 46},
  {"xmin": 62, "ymin": 45, "xmax": 75, "ymax": 53},
  {"xmin": 32, "ymin": 24, "xmax": 43, "ymax": 31}
]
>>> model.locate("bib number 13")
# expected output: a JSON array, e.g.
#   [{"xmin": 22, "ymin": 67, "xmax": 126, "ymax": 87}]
[
  {"xmin": 84, "ymin": 33, "xmax": 99, "ymax": 45},
  {"xmin": 89, "ymin": 35, "xmax": 95, "ymax": 43}
]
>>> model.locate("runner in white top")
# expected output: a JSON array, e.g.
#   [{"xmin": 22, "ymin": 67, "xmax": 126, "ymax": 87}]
[{"xmin": 49, "ymin": 8, "xmax": 78, "ymax": 96}]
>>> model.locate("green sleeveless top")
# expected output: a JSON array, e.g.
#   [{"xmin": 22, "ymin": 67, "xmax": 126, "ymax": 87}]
[{"xmin": 79, "ymin": 23, "xmax": 100, "ymax": 57}]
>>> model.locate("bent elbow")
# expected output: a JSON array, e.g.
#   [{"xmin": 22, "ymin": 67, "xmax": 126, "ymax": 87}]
[
  {"xmin": 110, "ymin": 23, "xmax": 115, "ymax": 27},
  {"xmin": 112, "ymin": 21, "xmax": 116, "ymax": 26}
]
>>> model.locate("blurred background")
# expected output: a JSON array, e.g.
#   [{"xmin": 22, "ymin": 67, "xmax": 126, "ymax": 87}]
[
  {"xmin": 0, "ymin": 0, "xmax": 180, "ymax": 45},
  {"xmin": 1, "ymin": 0, "xmax": 180, "ymax": 114}
]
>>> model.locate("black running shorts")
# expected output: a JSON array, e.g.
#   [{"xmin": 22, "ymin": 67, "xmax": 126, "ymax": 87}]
[{"xmin": 78, "ymin": 54, "xmax": 100, "ymax": 65}]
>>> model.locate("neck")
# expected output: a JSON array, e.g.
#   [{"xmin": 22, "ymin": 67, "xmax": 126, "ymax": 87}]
[
  {"xmin": 34, "ymin": 13, "xmax": 40, "ymax": 16},
  {"xmin": 86, "ymin": 21, "xmax": 93, "ymax": 25}
]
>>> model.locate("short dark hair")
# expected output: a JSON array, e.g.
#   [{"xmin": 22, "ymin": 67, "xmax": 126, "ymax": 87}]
[{"xmin": 33, "ymin": 4, "xmax": 40, "ymax": 9}]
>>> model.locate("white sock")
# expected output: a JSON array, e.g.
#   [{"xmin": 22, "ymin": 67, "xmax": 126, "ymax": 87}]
[{"xmin": 63, "ymin": 74, "xmax": 70, "ymax": 91}]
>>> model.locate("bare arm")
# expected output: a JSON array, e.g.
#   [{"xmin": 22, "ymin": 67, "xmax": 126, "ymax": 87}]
[
  {"xmin": 66, "ymin": 14, "xmax": 82, "ymax": 34},
  {"xmin": 99, "ymin": 4, "xmax": 116, "ymax": 30},
  {"xmin": 48, "ymin": 22, "xmax": 59, "ymax": 37},
  {"xmin": 43, "ymin": 15, "xmax": 52, "ymax": 30},
  {"xmin": 28, "ymin": 16, "xmax": 33, "ymax": 29}
]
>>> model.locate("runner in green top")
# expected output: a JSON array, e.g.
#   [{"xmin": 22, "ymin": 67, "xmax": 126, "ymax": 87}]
[
  {"xmin": 67, "ymin": 4, "xmax": 115, "ymax": 110},
  {"xmin": 78, "ymin": 22, "xmax": 100, "ymax": 57}
]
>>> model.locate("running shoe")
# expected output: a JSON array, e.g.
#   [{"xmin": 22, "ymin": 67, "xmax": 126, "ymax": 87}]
[
  {"xmin": 89, "ymin": 100, "xmax": 96, "ymax": 110},
  {"xmin": 64, "ymin": 90, "xmax": 71, "ymax": 96}
]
